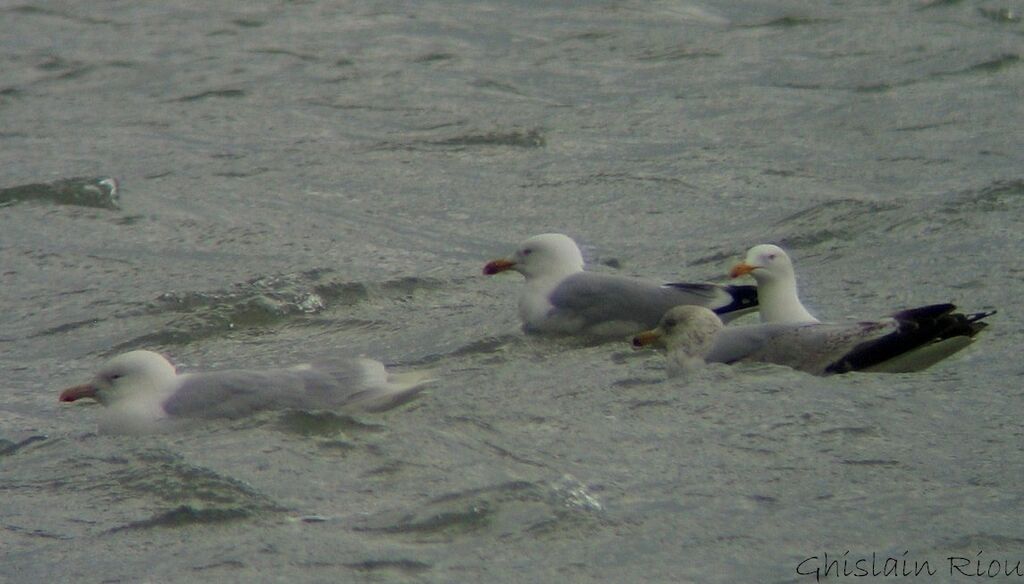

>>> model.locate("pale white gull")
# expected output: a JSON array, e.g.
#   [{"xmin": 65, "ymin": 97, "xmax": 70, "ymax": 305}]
[
  {"xmin": 729, "ymin": 244, "xmax": 819, "ymax": 323},
  {"xmin": 483, "ymin": 233, "xmax": 759, "ymax": 339},
  {"xmin": 59, "ymin": 350, "xmax": 432, "ymax": 434}
]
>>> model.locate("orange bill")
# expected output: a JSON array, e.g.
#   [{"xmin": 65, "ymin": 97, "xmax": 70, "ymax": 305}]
[
  {"xmin": 631, "ymin": 330, "xmax": 663, "ymax": 349},
  {"xmin": 729, "ymin": 262, "xmax": 756, "ymax": 279},
  {"xmin": 59, "ymin": 383, "xmax": 97, "ymax": 402},
  {"xmin": 483, "ymin": 259, "xmax": 516, "ymax": 275}
]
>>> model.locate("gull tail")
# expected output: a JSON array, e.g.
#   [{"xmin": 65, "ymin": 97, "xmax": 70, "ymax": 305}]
[
  {"xmin": 827, "ymin": 304, "xmax": 996, "ymax": 374},
  {"xmin": 348, "ymin": 359, "xmax": 437, "ymax": 413}
]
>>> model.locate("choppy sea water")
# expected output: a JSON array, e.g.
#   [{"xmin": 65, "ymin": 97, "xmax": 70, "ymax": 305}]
[{"xmin": 1, "ymin": 1, "xmax": 1021, "ymax": 582}]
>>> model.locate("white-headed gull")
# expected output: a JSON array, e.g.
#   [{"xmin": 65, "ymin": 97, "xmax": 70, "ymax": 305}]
[
  {"xmin": 59, "ymin": 350, "xmax": 432, "ymax": 433},
  {"xmin": 729, "ymin": 244, "xmax": 819, "ymax": 323},
  {"xmin": 483, "ymin": 233, "xmax": 758, "ymax": 338}
]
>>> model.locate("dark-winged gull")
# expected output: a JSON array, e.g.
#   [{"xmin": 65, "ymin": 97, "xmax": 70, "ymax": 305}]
[
  {"xmin": 633, "ymin": 304, "xmax": 995, "ymax": 376},
  {"xmin": 483, "ymin": 233, "xmax": 758, "ymax": 338},
  {"xmin": 59, "ymin": 350, "xmax": 432, "ymax": 433}
]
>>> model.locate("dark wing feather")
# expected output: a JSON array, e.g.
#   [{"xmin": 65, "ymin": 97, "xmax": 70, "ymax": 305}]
[
  {"xmin": 825, "ymin": 304, "xmax": 995, "ymax": 374},
  {"xmin": 663, "ymin": 282, "xmax": 759, "ymax": 319}
]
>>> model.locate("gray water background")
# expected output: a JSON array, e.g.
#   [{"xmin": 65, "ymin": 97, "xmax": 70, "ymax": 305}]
[{"xmin": 1, "ymin": 1, "xmax": 1022, "ymax": 582}]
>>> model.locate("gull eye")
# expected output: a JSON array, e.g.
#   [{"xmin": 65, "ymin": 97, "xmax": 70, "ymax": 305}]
[
  {"xmin": 663, "ymin": 318, "xmax": 676, "ymax": 328},
  {"xmin": 521, "ymin": 248, "xmax": 533, "ymax": 256}
]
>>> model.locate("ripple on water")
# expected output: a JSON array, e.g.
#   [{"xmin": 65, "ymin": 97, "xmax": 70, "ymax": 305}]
[
  {"xmin": 32, "ymin": 270, "xmax": 454, "ymax": 352},
  {"xmin": 1, "ymin": 441, "xmax": 282, "ymax": 535},
  {"xmin": 354, "ymin": 475, "xmax": 605, "ymax": 544}
]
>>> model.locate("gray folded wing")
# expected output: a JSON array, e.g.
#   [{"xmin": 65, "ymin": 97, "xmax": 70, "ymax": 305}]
[
  {"xmin": 706, "ymin": 320, "xmax": 897, "ymax": 375},
  {"xmin": 162, "ymin": 362, "xmax": 375, "ymax": 419},
  {"xmin": 549, "ymin": 272, "xmax": 750, "ymax": 330}
]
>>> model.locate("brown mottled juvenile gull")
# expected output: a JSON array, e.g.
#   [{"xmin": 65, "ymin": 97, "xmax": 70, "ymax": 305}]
[{"xmin": 633, "ymin": 304, "xmax": 994, "ymax": 377}]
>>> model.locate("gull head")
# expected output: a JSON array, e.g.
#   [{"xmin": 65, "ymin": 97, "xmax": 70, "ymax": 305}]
[
  {"xmin": 633, "ymin": 305, "xmax": 724, "ymax": 351},
  {"xmin": 59, "ymin": 350, "xmax": 178, "ymax": 406},
  {"xmin": 729, "ymin": 244, "xmax": 818, "ymax": 323},
  {"xmin": 483, "ymin": 233, "xmax": 585, "ymax": 280},
  {"xmin": 729, "ymin": 244, "xmax": 796, "ymax": 285},
  {"xmin": 632, "ymin": 306, "xmax": 724, "ymax": 375}
]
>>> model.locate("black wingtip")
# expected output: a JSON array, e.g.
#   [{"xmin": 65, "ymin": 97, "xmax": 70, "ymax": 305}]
[
  {"xmin": 887, "ymin": 303, "xmax": 997, "ymax": 339},
  {"xmin": 825, "ymin": 303, "xmax": 996, "ymax": 374},
  {"xmin": 659, "ymin": 282, "xmax": 758, "ymax": 316},
  {"xmin": 713, "ymin": 284, "xmax": 760, "ymax": 316},
  {"xmin": 889, "ymin": 303, "xmax": 956, "ymax": 321},
  {"xmin": 966, "ymin": 309, "xmax": 997, "ymax": 324},
  {"xmin": 954, "ymin": 309, "xmax": 996, "ymax": 337}
]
